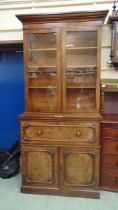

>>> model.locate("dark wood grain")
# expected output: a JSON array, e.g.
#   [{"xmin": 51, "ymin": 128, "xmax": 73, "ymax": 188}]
[
  {"xmin": 100, "ymin": 85, "xmax": 118, "ymax": 192},
  {"xmin": 17, "ymin": 11, "xmax": 107, "ymax": 198}
]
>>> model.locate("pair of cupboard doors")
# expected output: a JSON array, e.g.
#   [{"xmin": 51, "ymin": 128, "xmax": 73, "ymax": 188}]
[
  {"xmin": 24, "ymin": 22, "xmax": 101, "ymax": 114},
  {"xmin": 21, "ymin": 145, "xmax": 99, "ymax": 197}
]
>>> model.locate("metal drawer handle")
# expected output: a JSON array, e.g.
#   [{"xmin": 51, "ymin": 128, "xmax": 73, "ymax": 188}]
[
  {"xmin": 76, "ymin": 131, "xmax": 81, "ymax": 137},
  {"xmin": 37, "ymin": 130, "xmax": 42, "ymax": 136}
]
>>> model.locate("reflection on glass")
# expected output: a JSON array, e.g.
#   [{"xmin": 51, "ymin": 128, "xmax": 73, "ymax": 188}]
[
  {"xmin": 28, "ymin": 67, "xmax": 58, "ymax": 111},
  {"xmin": 27, "ymin": 32, "xmax": 58, "ymax": 112},
  {"xmin": 28, "ymin": 51, "xmax": 56, "ymax": 67},
  {"xmin": 28, "ymin": 67, "xmax": 57, "ymax": 88},
  {"xmin": 66, "ymin": 31, "xmax": 97, "ymax": 48},
  {"xmin": 67, "ymin": 49, "xmax": 97, "ymax": 66},
  {"xmin": 30, "ymin": 88, "xmax": 57, "ymax": 111},
  {"xmin": 28, "ymin": 33, "xmax": 57, "ymax": 49},
  {"xmin": 66, "ymin": 67, "xmax": 96, "ymax": 88},
  {"xmin": 66, "ymin": 31, "xmax": 97, "ymax": 112},
  {"xmin": 66, "ymin": 89, "xmax": 96, "ymax": 112}
]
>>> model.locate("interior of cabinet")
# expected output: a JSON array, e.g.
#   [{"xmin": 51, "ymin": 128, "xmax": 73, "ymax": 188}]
[
  {"xmin": 66, "ymin": 49, "xmax": 97, "ymax": 66},
  {"xmin": 25, "ymin": 28, "xmax": 99, "ymax": 113},
  {"xmin": 65, "ymin": 30, "xmax": 98, "ymax": 112},
  {"xmin": 101, "ymin": 85, "xmax": 118, "ymax": 115},
  {"xmin": 103, "ymin": 92, "xmax": 118, "ymax": 114},
  {"xmin": 66, "ymin": 89, "xmax": 96, "ymax": 112},
  {"xmin": 66, "ymin": 31, "xmax": 97, "ymax": 47},
  {"xmin": 29, "ymin": 88, "xmax": 58, "ymax": 111}
]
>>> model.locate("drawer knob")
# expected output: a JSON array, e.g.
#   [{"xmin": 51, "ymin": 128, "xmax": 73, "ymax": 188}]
[
  {"xmin": 37, "ymin": 130, "xmax": 42, "ymax": 136},
  {"xmin": 76, "ymin": 131, "xmax": 81, "ymax": 137}
]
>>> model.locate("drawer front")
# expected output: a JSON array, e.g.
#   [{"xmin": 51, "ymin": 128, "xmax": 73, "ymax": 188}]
[
  {"xmin": 20, "ymin": 121, "xmax": 99, "ymax": 144},
  {"xmin": 101, "ymin": 154, "xmax": 118, "ymax": 170},
  {"xmin": 101, "ymin": 169, "xmax": 118, "ymax": 190},
  {"xmin": 102, "ymin": 140, "xmax": 118, "ymax": 154},
  {"xmin": 103, "ymin": 127, "xmax": 118, "ymax": 140}
]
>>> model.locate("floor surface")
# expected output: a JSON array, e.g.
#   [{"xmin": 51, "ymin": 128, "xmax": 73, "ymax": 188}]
[{"xmin": 0, "ymin": 174, "xmax": 118, "ymax": 210}]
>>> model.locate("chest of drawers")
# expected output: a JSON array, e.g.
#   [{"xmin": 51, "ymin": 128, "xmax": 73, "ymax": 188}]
[{"xmin": 101, "ymin": 123, "xmax": 118, "ymax": 191}]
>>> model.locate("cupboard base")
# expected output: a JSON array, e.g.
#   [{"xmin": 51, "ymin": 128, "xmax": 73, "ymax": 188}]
[
  {"xmin": 21, "ymin": 186, "xmax": 100, "ymax": 199},
  {"xmin": 100, "ymin": 187, "xmax": 118, "ymax": 193}
]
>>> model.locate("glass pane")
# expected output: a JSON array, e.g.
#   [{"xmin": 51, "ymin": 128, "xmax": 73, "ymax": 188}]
[
  {"xmin": 28, "ymin": 33, "xmax": 56, "ymax": 49},
  {"xmin": 28, "ymin": 50, "xmax": 56, "ymax": 67},
  {"xmin": 27, "ymin": 32, "xmax": 59, "ymax": 112},
  {"xmin": 28, "ymin": 67, "xmax": 56, "ymax": 88},
  {"xmin": 29, "ymin": 88, "xmax": 57, "ymax": 111},
  {"xmin": 66, "ymin": 89, "xmax": 96, "ymax": 112},
  {"xmin": 65, "ymin": 31, "xmax": 97, "ymax": 112},
  {"xmin": 67, "ymin": 49, "xmax": 97, "ymax": 66},
  {"xmin": 66, "ymin": 67, "xmax": 96, "ymax": 88},
  {"xmin": 66, "ymin": 31, "xmax": 97, "ymax": 48}
]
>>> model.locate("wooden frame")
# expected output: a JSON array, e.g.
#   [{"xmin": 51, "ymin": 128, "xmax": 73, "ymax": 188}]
[{"xmin": 17, "ymin": 11, "xmax": 108, "ymax": 198}]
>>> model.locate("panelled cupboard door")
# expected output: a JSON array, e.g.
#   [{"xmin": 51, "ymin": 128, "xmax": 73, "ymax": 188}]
[
  {"xmin": 62, "ymin": 27, "xmax": 101, "ymax": 113},
  {"xmin": 24, "ymin": 28, "xmax": 61, "ymax": 112},
  {"xmin": 21, "ymin": 146, "xmax": 59, "ymax": 189},
  {"xmin": 60, "ymin": 147, "xmax": 100, "ymax": 188}
]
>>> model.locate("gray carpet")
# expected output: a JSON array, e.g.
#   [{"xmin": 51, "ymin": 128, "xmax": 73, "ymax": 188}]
[{"xmin": 0, "ymin": 174, "xmax": 118, "ymax": 210}]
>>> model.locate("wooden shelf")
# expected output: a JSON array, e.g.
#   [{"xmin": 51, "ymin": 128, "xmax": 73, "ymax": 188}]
[
  {"xmin": 28, "ymin": 66, "xmax": 56, "ymax": 68},
  {"xmin": 66, "ymin": 86, "xmax": 96, "ymax": 89},
  {"xmin": 66, "ymin": 47, "xmax": 97, "ymax": 50},
  {"xmin": 28, "ymin": 66, "xmax": 96, "ymax": 70},
  {"xmin": 29, "ymin": 86, "xmax": 57, "ymax": 89},
  {"xmin": 28, "ymin": 48, "xmax": 57, "ymax": 51},
  {"xmin": 67, "ymin": 65, "xmax": 96, "ymax": 68}
]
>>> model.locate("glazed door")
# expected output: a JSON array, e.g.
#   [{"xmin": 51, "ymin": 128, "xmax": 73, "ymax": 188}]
[
  {"xmin": 60, "ymin": 147, "xmax": 99, "ymax": 188},
  {"xmin": 62, "ymin": 27, "xmax": 101, "ymax": 113},
  {"xmin": 24, "ymin": 29, "xmax": 61, "ymax": 112},
  {"xmin": 21, "ymin": 146, "xmax": 59, "ymax": 188}
]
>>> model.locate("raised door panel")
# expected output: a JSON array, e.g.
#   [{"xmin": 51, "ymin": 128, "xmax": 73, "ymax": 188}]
[
  {"xmin": 62, "ymin": 27, "xmax": 101, "ymax": 113},
  {"xmin": 60, "ymin": 147, "xmax": 99, "ymax": 188},
  {"xmin": 24, "ymin": 28, "xmax": 61, "ymax": 112},
  {"xmin": 21, "ymin": 146, "xmax": 59, "ymax": 189}
]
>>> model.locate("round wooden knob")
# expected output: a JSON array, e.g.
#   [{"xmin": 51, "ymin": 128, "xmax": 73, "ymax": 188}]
[
  {"xmin": 76, "ymin": 131, "xmax": 81, "ymax": 137},
  {"xmin": 37, "ymin": 130, "xmax": 42, "ymax": 136}
]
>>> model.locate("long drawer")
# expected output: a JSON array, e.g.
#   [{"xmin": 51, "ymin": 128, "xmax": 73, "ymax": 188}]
[
  {"xmin": 101, "ymin": 154, "xmax": 118, "ymax": 170},
  {"xmin": 101, "ymin": 169, "xmax": 118, "ymax": 191},
  {"xmin": 20, "ymin": 121, "xmax": 99, "ymax": 145},
  {"xmin": 103, "ymin": 127, "xmax": 118, "ymax": 140},
  {"xmin": 102, "ymin": 139, "xmax": 118, "ymax": 154}
]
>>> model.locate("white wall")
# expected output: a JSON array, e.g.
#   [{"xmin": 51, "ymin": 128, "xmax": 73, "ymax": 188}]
[
  {"xmin": 0, "ymin": 0, "xmax": 118, "ymax": 79},
  {"xmin": 0, "ymin": 1, "xmax": 114, "ymax": 42}
]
